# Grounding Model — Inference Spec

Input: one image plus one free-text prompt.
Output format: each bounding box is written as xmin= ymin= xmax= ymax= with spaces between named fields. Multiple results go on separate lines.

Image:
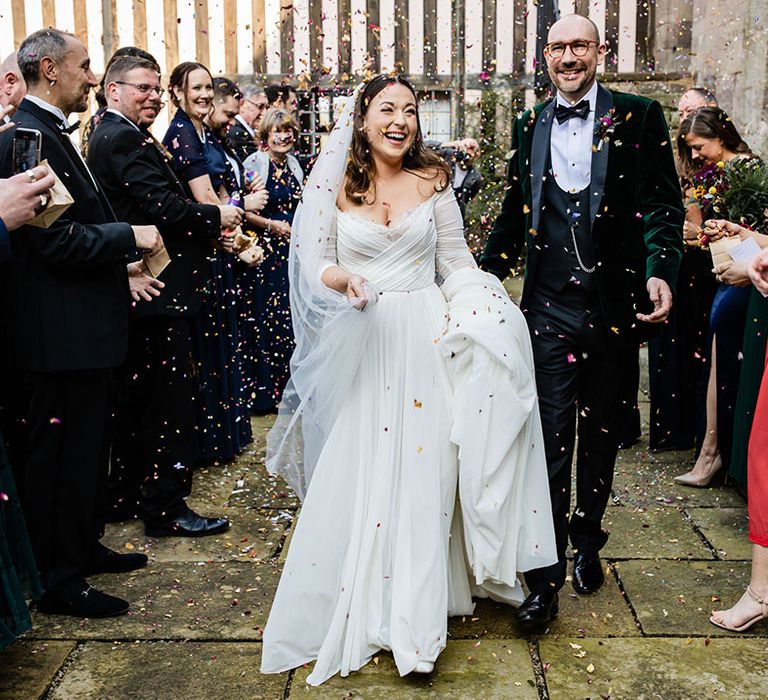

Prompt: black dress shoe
xmin=86 ymin=543 xmax=148 ymax=575
xmin=145 ymin=508 xmax=231 ymax=538
xmin=572 ymin=553 xmax=605 ymax=594
xmin=517 ymin=589 xmax=559 ymax=632
xmin=36 ymin=578 xmax=129 ymax=618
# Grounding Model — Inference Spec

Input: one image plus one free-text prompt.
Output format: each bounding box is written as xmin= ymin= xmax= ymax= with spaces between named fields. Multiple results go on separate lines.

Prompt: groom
xmin=482 ymin=14 xmax=684 ymax=629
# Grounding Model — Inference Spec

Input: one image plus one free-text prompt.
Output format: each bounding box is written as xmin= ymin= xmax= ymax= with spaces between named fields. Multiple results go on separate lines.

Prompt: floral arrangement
xmin=689 ymin=157 xmax=768 ymax=246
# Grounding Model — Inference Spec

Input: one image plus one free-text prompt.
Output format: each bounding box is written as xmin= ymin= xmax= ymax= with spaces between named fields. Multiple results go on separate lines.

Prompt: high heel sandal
xmin=710 ymin=586 xmax=768 ymax=632
xmin=673 ymin=453 xmax=723 ymax=487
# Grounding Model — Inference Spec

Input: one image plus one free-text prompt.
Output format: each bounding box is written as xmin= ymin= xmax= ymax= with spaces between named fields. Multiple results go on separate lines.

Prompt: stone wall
xmin=691 ymin=0 xmax=768 ymax=156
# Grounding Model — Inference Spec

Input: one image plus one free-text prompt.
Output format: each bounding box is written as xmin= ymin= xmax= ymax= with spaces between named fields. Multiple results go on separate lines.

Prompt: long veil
xmin=265 ymin=85 xmax=372 ymax=499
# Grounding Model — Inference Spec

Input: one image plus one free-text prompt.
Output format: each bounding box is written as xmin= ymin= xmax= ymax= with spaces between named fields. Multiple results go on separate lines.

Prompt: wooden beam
xmin=308 ymin=0 xmax=324 ymax=74
xmin=163 ymin=0 xmax=179 ymax=73
xmin=337 ymin=0 xmax=351 ymax=74
xmin=367 ymin=0 xmax=380 ymax=72
xmin=133 ymin=0 xmax=148 ymax=49
xmin=10 ymin=0 xmax=25 ymax=48
xmin=73 ymin=0 xmax=88 ymax=48
xmin=484 ymin=0 xmax=497 ymax=74
xmin=42 ymin=0 xmax=56 ymax=28
xmin=252 ymin=0 xmax=266 ymax=75
xmin=102 ymin=0 xmax=118 ymax=60
xmin=279 ymin=0 xmax=294 ymax=75
xmin=424 ymin=0 xmax=437 ymax=78
xmin=223 ymin=0 xmax=237 ymax=74
xmin=605 ymin=0 xmax=620 ymax=71
xmin=635 ymin=0 xmax=654 ymax=72
xmin=513 ymin=0 xmax=526 ymax=76
xmin=195 ymin=0 xmax=210 ymax=66
xmin=394 ymin=0 xmax=408 ymax=73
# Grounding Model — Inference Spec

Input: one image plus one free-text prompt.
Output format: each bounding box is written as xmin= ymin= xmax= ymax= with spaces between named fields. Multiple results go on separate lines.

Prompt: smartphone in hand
xmin=12 ymin=128 xmax=42 ymax=174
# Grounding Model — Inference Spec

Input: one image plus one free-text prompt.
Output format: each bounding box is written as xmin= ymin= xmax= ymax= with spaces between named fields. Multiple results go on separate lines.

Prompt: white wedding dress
xmin=260 ymin=187 xmax=557 ymax=685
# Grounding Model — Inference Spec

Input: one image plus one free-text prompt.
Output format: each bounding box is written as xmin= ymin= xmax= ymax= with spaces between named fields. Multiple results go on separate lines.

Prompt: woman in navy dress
xmin=673 ymin=108 xmax=754 ymax=486
xmin=244 ymin=109 xmax=303 ymax=413
xmin=164 ymin=63 xmax=256 ymax=463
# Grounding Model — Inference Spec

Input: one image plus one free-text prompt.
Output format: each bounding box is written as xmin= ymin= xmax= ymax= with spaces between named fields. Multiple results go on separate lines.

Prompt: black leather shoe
xmin=36 ymin=578 xmax=129 ymax=618
xmin=572 ymin=553 xmax=605 ymax=594
xmin=86 ymin=543 xmax=148 ymax=575
xmin=517 ymin=589 xmax=559 ymax=632
xmin=145 ymin=509 xmax=230 ymax=538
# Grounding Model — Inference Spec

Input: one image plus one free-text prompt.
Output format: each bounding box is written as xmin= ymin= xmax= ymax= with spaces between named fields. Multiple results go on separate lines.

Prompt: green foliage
xmin=718 ymin=157 xmax=768 ymax=232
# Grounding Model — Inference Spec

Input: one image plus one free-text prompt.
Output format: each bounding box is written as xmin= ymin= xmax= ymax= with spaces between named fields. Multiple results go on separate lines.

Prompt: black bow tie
xmin=554 ymin=100 xmax=590 ymax=125
xmin=59 ymin=119 xmax=81 ymax=135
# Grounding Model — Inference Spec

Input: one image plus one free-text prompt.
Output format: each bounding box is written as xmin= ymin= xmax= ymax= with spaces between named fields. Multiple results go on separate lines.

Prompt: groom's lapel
xmin=589 ymin=83 xmax=613 ymax=226
xmin=531 ymin=101 xmax=554 ymax=234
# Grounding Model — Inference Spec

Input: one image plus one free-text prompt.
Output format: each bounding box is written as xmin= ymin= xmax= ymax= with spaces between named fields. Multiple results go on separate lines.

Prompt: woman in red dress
xmin=711 ymin=244 xmax=768 ymax=631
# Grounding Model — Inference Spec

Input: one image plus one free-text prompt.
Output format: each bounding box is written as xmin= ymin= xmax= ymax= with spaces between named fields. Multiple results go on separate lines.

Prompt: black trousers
xmin=523 ymin=286 xmax=637 ymax=592
xmin=109 ymin=316 xmax=196 ymax=524
xmin=23 ymin=369 xmax=113 ymax=590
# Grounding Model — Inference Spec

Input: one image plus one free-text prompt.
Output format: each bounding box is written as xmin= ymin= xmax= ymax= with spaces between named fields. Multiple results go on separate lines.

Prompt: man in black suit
xmin=0 ymin=29 xmax=163 ymax=617
xmin=226 ymin=83 xmax=266 ymax=162
xmin=482 ymin=14 xmax=684 ymax=629
xmin=87 ymin=54 xmax=244 ymax=538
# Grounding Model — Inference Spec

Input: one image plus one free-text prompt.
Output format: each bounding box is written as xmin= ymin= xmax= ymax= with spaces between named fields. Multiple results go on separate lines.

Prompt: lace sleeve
xmin=434 ymin=187 xmax=477 ymax=280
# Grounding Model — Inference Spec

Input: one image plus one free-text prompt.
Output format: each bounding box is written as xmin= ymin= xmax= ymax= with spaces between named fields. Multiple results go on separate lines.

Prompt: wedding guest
xmin=482 ymin=14 xmax=684 ymax=628
xmin=677 ymin=86 xmax=718 ymax=122
xmin=0 ymin=52 xmax=26 ymax=114
xmin=710 ymin=244 xmax=768 ymax=632
xmin=80 ymin=45 xmax=159 ymax=156
xmin=88 ymin=55 xmax=242 ymax=535
xmin=244 ymin=109 xmax=303 ymax=413
xmin=0 ymin=29 xmax=163 ymax=617
xmin=0 ymin=165 xmax=57 ymax=649
xmin=226 ymin=83 xmax=267 ymax=162
xmin=265 ymin=83 xmax=298 ymax=115
xmin=647 ymin=96 xmax=721 ymax=452
xmin=673 ymin=108 xmax=754 ymax=487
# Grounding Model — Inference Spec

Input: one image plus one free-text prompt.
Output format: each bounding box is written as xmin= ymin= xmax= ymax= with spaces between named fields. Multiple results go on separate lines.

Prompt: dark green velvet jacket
xmin=481 ymin=83 xmax=685 ymax=343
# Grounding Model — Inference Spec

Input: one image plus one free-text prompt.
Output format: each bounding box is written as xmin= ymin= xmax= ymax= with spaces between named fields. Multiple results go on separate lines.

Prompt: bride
xmin=260 ymin=74 xmax=557 ymax=685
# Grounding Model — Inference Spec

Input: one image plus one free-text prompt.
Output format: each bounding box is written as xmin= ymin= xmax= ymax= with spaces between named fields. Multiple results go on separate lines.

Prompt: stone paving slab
xmin=100 ymin=509 xmax=287 ymax=563
xmin=49 ymin=642 xmax=286 ymax=700
xmin=226 ymin=461 xmax=299 ymax=511
xmin=448 ymin=572 xmax=639 ymax=640
xmin=186 ymin=459 xmax=260 ymax=510
xmin=540 ymin=637 xmax=768 ymax=700
xmin=27 ymin=562 xmax=280 ymax=642
xmin=614 ymin=560 xmax=766 ymax=637
xmin=686 ymin=507 xmax=752 ymax=560
xmin=289 ymin=640 xmax=538 ymax=699
xmin=613 ymin=448 xmax=744 ymax=509
xmin=601 ymin=505 xmax=713 ymax=560
xmin=0 ymin=641 xmax=75 ymax=700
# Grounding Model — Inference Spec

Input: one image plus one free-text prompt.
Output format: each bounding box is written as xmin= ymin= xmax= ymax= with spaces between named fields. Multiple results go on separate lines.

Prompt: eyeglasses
xmin=245 ymin=98 xmax=267 ymax=110
xmin=115 ymin=81 xmax=165 ymax=98
xmin=544 ymin=40 xmax=600 ymax=59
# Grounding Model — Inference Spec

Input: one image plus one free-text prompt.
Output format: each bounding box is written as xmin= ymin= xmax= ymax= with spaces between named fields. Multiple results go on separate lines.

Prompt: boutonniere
xmin=149 ymin=136 xmax=174 ymax=164
xmin=594 ymin=108 xmax=617 ymax=150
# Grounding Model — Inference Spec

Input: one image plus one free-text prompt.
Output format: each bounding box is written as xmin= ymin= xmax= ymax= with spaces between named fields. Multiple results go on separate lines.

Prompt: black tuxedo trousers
xmin=523 ymin=285 xmax=636 ymax=592
xmin=109 ymin=317 xmax=196 ymax=524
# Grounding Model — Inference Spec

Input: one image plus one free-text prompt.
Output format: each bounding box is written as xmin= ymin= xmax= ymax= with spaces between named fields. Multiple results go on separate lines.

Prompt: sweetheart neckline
xmin=335 ymin=194 xmax=437 ymax=231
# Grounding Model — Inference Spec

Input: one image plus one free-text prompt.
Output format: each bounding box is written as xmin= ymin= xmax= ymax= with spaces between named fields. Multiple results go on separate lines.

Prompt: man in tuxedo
xmin=87 ymin=54 xmax=244 ymax=538
xmin=0 ymin=29 xmax=163 ymax=617
xmin=482 ymin=14 xmax=684 ymax=629
xmin=226 ymin=83 xmax=267 ymax=162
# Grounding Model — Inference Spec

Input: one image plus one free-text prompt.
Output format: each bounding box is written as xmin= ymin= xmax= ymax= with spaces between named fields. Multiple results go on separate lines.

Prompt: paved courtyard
xmin=2 ymin=398 xmax=767 ymax=699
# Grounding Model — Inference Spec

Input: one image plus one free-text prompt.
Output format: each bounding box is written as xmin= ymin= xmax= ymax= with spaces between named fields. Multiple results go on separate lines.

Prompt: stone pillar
xmin=653 ymin=0 xmax=694 ymax=74
xmin=691 ymin=0 xmax=768 ymax=155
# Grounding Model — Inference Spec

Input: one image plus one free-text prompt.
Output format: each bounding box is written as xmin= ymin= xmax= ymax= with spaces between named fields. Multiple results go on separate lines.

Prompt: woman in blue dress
xmin=164 ymin=63 xmax=263 ymax=462
xmin=244 ymin=109 xmax=304 ymax=413
xmin=673 ymin=108 xmax=754 ymax=486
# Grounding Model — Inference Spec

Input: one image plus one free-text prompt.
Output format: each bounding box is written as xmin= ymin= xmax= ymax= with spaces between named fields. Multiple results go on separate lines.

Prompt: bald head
xmin=548 ymin=14 xmax=601 ymax=44
xmin=0 ymin=52 xmax=26 ymax=110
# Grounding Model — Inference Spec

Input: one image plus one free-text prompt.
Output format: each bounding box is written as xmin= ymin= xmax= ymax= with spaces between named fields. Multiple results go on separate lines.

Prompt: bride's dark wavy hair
xmin=345 ymin=74 xmax=450 ymax=205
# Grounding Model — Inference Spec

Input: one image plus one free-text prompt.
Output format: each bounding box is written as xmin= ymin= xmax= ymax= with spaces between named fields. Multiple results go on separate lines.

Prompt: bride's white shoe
xmin=413 ymin=661 xmax=435 ymax=674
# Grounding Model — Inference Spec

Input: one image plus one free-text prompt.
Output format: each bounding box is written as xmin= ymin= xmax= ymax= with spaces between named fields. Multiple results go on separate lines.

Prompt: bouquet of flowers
xmin=690 ymin=157 xmax=768 ymax=246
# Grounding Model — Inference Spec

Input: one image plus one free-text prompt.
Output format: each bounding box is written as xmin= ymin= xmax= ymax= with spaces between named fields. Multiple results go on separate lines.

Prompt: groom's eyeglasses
xmin=544 ymin=40 xmax=600 ymax=59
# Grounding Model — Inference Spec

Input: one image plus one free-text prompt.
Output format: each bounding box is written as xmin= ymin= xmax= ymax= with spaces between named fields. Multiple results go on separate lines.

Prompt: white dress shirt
xmin=549 ymin=81 xmax=598 ymax=193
